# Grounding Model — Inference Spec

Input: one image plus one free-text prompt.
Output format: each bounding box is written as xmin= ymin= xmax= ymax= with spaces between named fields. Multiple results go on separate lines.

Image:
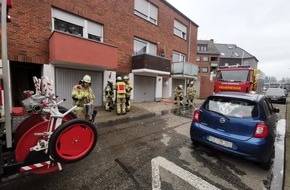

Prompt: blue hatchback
xmin=190 ymin=92 xmax=279 ymax=169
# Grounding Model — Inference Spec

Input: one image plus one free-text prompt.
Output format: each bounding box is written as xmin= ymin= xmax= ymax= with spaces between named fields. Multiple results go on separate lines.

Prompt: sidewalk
xmin=95 ymin=99 xmax=204 ymax=127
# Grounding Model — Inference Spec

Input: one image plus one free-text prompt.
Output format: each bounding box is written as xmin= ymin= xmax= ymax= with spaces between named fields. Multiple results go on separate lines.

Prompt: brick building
xmin=196 ymin=39 xmax=219 ymax=99
xmin=3 ymin=0 xmax=198 ymax=108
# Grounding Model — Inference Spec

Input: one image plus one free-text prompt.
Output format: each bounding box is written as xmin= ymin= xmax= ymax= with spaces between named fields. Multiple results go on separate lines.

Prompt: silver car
xmin=265 ymin=88 xmax=287 ymax=104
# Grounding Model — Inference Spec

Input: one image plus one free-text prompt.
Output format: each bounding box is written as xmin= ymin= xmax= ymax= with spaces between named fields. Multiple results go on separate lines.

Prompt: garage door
xmin=55 ymin=67 xmax=103 ymax=109
xmin=134 ymin=76 xmax=156 ymax=102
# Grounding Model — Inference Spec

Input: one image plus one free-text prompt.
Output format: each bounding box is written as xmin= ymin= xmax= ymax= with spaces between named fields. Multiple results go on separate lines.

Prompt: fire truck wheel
xmin=48 ymin=119 xmax=98 ymax=164
xmin=14 ymin=114 xmax=44 ymax=145
xmin=15 ymin=120 xmax=59 ymax=174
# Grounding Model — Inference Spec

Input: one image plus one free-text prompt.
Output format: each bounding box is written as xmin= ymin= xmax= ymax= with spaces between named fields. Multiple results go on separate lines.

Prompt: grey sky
xmin=166 ymin=0 xmax=290 ymax=80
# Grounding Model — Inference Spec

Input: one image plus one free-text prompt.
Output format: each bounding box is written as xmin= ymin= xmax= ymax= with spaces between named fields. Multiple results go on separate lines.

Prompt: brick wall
xmin=200 ymin=75 xmax=214 ymax=99
xmin=6 ymin=0 xmax=198 ymax=73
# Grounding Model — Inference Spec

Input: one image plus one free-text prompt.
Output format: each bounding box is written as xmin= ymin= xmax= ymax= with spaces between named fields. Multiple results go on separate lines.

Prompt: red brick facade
xmin=6 ymin=0 xmax=198 ymax=73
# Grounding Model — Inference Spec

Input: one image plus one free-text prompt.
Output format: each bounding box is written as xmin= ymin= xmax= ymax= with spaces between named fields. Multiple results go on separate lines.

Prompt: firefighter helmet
xmin=108 ymin=80 xmax=113 ymax=84
xmin=116 ymin=76 xmax=122 ymax=81
xmin=190 ymin=81 xmax=194 ymax=85
xmin=178 ymin=85 xmax=183 ymax=89
xmin=83 ymin=75 xmax=91 ymax=83
xmin=123 ymin=76 xmax=129 ymax=80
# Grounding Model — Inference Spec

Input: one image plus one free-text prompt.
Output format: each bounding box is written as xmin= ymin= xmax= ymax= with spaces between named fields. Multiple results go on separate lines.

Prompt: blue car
xmin=190 ymin=92 xmax=279 ymax=169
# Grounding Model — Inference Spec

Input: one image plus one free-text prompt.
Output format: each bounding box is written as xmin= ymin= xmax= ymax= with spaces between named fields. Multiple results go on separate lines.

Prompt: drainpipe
xmin=1 ymin=0 xmax=12 ymax=148
xmin=187 ymin=20 xmax=191 ymax=63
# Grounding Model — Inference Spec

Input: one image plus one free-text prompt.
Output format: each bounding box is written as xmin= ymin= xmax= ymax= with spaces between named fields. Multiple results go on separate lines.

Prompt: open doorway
xmin=10 ymin=62 xmax=41 ymax=106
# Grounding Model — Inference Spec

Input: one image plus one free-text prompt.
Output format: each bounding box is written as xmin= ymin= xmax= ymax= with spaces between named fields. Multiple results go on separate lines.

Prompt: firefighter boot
xmin=174 ymin=97 xmax=177 ymax=105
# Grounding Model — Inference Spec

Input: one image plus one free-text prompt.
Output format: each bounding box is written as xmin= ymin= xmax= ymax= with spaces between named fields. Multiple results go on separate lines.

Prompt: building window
xmin=52 ymin=8 xmax=103 ymax=42
xmin=54 ymin=18 xmax=83 ymax=37
xmin=134 ymin=37 xmax=157 ymax=56
xmin=88 ymin=34 xmax=101 ymax=42
xmin=134 ymin=0 xmax=158 ymax=24
xmin=174 ymin=20 xmax=187 ymax=40
xmin=87 ymin=20 xmax=103 ymax=42
xmin=196 ymin=56 xmax=200 ymax=62
xmin=202 ymin=67 xmax=208 ymax=73
xmin=202 ymin=56 xmax=209 ymax=62
xmin=198 ymin=45 xmax=207 ymax=52
xmin=172 ymin=51 xmax=186 ymax=62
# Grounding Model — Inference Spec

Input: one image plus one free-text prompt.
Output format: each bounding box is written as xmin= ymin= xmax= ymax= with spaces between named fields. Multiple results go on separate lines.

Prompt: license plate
xmin=208 ymin=136 xmax=233 ymax=148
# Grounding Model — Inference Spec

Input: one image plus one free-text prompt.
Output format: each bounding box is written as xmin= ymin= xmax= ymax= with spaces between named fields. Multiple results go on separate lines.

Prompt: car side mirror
xmin=273 ymin=107 xmax=280 ymax=113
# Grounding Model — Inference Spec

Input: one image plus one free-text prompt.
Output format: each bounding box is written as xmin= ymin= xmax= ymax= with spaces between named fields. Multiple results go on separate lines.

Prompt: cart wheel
xmin=48 ymin=119 xmax=98 ymax=164
xmin=14 ymin=114 xmax=45 ymax=144
xmin=15 ymin=120 xmax=59 ymax=174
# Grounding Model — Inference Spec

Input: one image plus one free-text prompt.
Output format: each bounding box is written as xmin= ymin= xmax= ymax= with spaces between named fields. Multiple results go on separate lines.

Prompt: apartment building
xmin=196 ymin=39 xmax=219 ymax=98
xmin=214 ymin=43 xmax=259 ymax=69
xmin=4 ymin=0 xmax=198 ymax=108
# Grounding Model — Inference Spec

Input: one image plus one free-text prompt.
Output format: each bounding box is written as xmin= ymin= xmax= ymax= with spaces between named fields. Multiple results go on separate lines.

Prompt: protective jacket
xmin=115 ymin=81 xmax=126 ymax=98
xmin=187 ymin=86 xmax=196 ymax=96
xmin=125 ymin=82 xmax=133 ymax=97
xmin=174 ymin=87 xmax=183 ymax=97
xmin=72 ymin=84 xmax=95 ymax=106
xmin=104 ymin=84 xmax=114 ymax=98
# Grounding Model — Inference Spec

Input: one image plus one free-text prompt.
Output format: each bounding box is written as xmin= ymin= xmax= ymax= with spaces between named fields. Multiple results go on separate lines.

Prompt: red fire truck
xmin=1 ymin=1 xmax=97 ymax=180
xmin=213 ymin=65 xmax=265 ymax=94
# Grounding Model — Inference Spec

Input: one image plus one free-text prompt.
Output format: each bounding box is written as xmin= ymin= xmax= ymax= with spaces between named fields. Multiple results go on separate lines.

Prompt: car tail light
xmin=253 ymin=122 xmax=268 ymax=138
xmin=193 ymin=109 xmax=200 ymax=122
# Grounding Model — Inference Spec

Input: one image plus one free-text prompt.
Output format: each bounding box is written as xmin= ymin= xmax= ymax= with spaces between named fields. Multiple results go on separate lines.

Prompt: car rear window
xmin=265 ymin=88 xmax=285 ymax=96
xmin=203 ymin=96 xmax=258 ymax=118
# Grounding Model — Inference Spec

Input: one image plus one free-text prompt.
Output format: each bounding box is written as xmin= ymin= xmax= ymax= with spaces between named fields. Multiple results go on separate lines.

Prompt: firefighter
xmin=72 ymin=75 xmax=95 ymax=120
xmin=115 ymin=76 xmax=126 ymax=115
xmin=174 ymin=85 xmax=184 ymax=106
xmin=186 ymin=81 xmax=196 ymax=106
xmin=104 ymin=80 xmax=114 ymax=111
xmin=124 ymin=75 xmax=133 ymax=112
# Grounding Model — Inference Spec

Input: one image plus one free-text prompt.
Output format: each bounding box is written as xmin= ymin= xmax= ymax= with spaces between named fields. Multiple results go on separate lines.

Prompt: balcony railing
xmin=132 ymin=53 xmax=171 ymax=73
xmin=210 ymin=61 xmax=219 ymax=67
xmin=49 ymin=31 xmax=118 ymax=69
xmin=171 ymin=61 xmax=198 ymax=76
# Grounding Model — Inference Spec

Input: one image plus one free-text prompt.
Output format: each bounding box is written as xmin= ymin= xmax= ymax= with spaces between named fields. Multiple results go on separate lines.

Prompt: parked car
xmin=190 ymin=92 xmax=279 ymax=169
xmin=265 ymin=88 xmax=287 ymax=104
xmin=284 ymin=89 xmax=288 ymax=97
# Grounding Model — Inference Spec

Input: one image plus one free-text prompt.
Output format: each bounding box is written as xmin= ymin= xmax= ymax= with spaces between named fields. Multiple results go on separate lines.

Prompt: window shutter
xmin=134 ymin=0 xmax=148 ymax=16
xmin=150 ymin=5 xmax=158 ymax=22
xmin=174 ymin=20 xmax=187 ymax=33
xmin=87 ymin=21 xmax=103 ymax=37
xmin=53 ymin=8 xmax=84 ymax=27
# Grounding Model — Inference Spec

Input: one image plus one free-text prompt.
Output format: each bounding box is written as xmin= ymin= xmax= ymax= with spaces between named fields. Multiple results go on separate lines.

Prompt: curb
xmin=284 ymin=98 xmax=290 ymax=190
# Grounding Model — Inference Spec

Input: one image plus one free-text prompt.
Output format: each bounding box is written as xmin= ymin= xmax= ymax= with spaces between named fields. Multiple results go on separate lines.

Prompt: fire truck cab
xmin=213 ymin=65 xmax=264 ymax=94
